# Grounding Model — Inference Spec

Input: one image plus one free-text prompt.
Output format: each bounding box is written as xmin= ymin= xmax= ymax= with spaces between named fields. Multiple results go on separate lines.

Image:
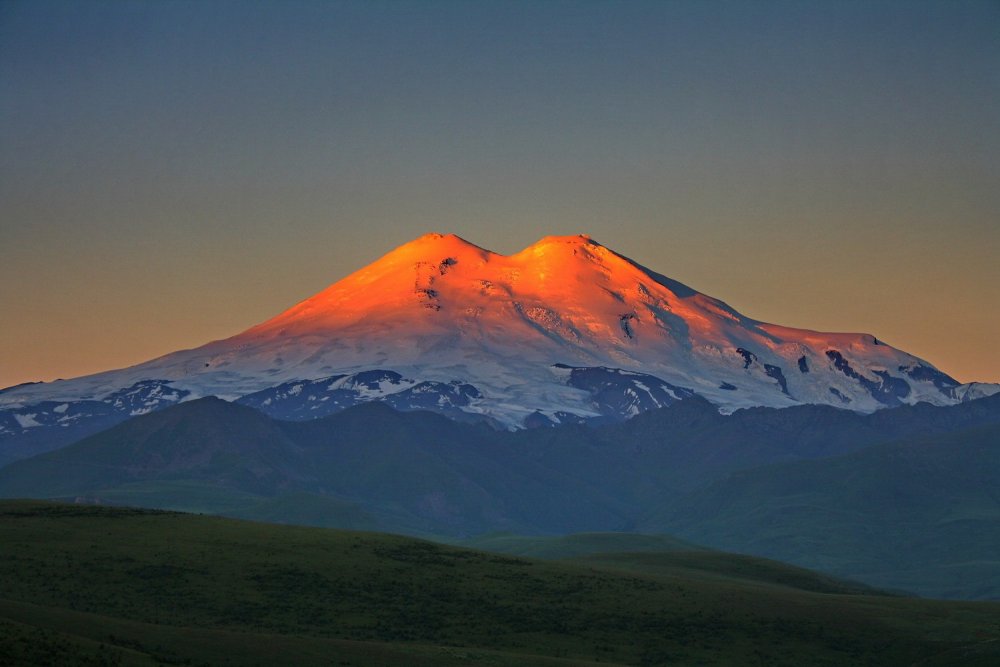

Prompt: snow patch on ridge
xmin=13 ymin=413 xmax=40 ymax=428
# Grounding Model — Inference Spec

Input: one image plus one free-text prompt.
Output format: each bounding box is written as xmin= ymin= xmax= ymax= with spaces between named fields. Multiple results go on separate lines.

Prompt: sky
xmin=1 ymin=0 xmax=998 ymax=387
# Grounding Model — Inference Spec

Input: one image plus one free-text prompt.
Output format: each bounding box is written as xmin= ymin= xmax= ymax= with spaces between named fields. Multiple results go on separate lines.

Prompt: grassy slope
xmin=646 ymin=423 xmax=1000 ymax=599
xmin=89 ymin=480 xmax=383 ymax=531
xmin=459 ymin=533 xmax=884 ymax=595
xmin=565 ymin=552 xmax=882 ymax=596
xmin=0 ymin=598 xmax=594 ymax=667
xmin=2 ymin=502 xmax=1000 ymax=666
xmin=459 ymin=532 xmax=703 ymax=559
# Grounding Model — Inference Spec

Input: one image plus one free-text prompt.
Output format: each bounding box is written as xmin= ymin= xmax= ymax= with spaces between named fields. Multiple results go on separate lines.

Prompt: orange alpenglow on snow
xmin=250 ymin=233 xmax=747 ymax=346
xmin=1 ymin=233 xmax=986 ymax=429
xmin=243 ymin=233 xmax=904 ymax=369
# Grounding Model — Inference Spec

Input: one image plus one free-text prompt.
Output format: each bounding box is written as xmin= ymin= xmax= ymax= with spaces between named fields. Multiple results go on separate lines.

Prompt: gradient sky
xmin=2 ymin=0 xmax=998 ymax=388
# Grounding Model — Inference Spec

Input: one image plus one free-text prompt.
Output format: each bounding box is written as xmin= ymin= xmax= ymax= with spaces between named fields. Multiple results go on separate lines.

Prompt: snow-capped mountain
xmin=2 ymin=233 xmax=995 ymax=452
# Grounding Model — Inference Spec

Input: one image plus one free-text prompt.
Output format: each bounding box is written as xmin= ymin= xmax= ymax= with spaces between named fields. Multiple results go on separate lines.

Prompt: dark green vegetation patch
xmin=2 ymin=501 xmax=1000 ymax=666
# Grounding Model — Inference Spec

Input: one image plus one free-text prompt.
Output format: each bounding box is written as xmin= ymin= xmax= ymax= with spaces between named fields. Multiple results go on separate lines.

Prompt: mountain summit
xmin=1 ymin=233 xmax=992 ymax=437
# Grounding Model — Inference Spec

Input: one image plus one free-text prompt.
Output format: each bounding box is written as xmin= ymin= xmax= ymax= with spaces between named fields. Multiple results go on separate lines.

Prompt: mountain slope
xmin=644 ymin=422 xmax=1000 ymax=599
xmin=3 ymin=233 xmax=990 ymax=456
xmin=7 ymin=394 xmax=1000 ymax=536
xmin=459 ymin=532 xmax=704 ymax=559
xmin=3 ymin=501 xmax=1000 ymax=666
xmin=0 ymin=397 xmax=305 ymax=498
xmin=0 ymin=398 xmax=632 ymax=536
xmin=2 ymin=393 xmax=1000 ymax=597
xmin=456 ymin=532 xmax=879 ymax=595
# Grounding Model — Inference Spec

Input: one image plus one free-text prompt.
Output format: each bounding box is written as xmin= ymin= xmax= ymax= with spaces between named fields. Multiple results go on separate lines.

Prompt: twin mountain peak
xmin=2 ymin=233 xmax=996 ymax=434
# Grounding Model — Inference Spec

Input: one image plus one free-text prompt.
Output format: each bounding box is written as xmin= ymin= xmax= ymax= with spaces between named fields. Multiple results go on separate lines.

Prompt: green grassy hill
xmin=645 ymin=423 xmax=1000 ymax=599
xmin=2 ymin=501 xmax=1000 ymax=666
xmin=565 ymin=552 xmax=882 ymax=595
xmin=459 ymin=531 xmax=702 ymax=559
xmin=460 ymin=532 xmax=883 ymax=595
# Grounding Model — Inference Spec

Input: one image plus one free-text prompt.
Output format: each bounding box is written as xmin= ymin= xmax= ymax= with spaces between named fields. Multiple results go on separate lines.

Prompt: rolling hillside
xmin=2 ymin=395 xmax=1000 ymax=598
xmin=2 ymin=501 xmax=1000 ymax=666
xmin=646 ymin=423 xmax=1000 ymax=599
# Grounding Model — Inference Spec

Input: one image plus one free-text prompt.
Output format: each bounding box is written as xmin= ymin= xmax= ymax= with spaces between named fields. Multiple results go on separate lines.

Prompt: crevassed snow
xmin=0 ymin=233 xmax=990 ymax=429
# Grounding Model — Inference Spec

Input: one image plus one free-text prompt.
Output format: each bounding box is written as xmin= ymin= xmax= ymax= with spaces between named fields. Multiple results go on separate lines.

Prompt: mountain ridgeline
xmin=3 ymin=233 xmax=997 ymax=463
xmin=2 ymin=393 xmax=999 ymax=599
